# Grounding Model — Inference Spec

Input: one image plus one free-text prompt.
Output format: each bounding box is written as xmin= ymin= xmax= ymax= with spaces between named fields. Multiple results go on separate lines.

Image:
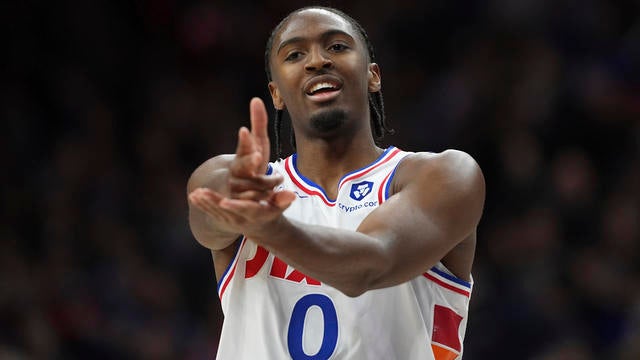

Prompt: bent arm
xmin=187 ymin=155 xmax=240 ymax=250
xmin=246 ymin=150 xmax=485 ymax=296
xmin=187 ymin=98 xmax=291 ymax=253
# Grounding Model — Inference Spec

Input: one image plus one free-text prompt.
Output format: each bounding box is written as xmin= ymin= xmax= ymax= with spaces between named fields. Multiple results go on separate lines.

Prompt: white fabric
xmin=215 ymin=147 xmax=473 ymax=360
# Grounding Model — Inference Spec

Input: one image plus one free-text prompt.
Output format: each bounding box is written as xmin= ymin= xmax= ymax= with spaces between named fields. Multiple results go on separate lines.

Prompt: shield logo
xmin=349 ymin=181 xmax=374 ymax=201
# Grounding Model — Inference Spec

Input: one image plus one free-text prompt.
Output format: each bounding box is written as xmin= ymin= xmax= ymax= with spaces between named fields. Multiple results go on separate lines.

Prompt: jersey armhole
xmin=431 ymin=261 xmax=473 ymax=289
xmin=379 ymin=152 xmax=413 ymax=202
xmin=216 ymin=236 xmax=244 ymax=291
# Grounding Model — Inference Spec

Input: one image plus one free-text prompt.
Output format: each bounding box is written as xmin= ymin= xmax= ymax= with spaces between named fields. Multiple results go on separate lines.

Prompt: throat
xmin=294 ymin=145 xmax=385 ymax=199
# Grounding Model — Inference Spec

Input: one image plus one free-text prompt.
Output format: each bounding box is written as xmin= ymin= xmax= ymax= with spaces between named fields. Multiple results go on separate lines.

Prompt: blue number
xmin=287 ymin=294 xmax=338 ymax=359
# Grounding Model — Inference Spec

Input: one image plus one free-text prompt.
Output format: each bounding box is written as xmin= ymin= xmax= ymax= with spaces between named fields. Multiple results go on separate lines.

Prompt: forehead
xmin=275 ymin=9 xmax=359 ymax=47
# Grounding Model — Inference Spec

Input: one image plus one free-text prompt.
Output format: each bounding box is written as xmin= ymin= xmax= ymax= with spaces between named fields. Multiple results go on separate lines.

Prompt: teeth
xmin=309 ymin=82 xmax=336 ymax=94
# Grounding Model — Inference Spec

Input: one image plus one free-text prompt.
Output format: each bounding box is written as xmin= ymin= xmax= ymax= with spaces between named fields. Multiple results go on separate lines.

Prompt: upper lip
xmin=303 ymin=74 xmax=343 ymax=95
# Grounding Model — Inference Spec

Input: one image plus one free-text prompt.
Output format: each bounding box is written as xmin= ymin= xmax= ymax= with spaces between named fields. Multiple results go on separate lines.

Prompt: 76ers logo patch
xmin=349 ymin=181 xmax=374 ymax=201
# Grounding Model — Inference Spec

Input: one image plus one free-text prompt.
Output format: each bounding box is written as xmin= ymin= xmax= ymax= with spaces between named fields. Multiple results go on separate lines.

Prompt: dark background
xmin=2 ymin=0 xmax=639 ymax=359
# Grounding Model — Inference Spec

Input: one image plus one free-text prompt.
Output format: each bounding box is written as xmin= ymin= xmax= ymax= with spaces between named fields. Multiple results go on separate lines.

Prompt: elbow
xmin=192 ymin=231 xmax=213 ymax=249
xmin=340 ymin=286 xmax=367 ymax=298
xmin=337 ymin=241 xmax=395 ymax=297
xmin=190 ymin=224 xmax=239 ymax=251
xmin=327 ymin=270 xmax=374 ymax=297
xmin=188 ymin=213 xmax=239 ymax=251
xmin=337 ymin=275 xmax=382 ymax=298
xmin=337 ymin=262 xmax=391 ymax=298
xmin=190 ymin=227 xmax=215 ymax=250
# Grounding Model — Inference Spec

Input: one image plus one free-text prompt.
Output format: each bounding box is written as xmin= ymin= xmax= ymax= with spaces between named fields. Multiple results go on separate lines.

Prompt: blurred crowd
xmin=2 ymin=0 xmax=639 ymax=359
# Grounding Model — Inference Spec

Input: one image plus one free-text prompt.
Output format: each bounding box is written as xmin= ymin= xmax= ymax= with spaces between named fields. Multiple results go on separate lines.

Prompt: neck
xmin=294 ymin=135 xmax=384 ymax=199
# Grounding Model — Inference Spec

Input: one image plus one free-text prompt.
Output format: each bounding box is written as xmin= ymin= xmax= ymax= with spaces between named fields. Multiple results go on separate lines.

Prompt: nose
xmin=305 ymin=47 xmax=333 ymax=72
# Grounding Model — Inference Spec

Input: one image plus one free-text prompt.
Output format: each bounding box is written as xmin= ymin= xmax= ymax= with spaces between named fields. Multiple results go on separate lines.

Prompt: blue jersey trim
xmin=430 ymin=266 xmax=472 ymax=288
xmin=291 ymin=146 xmax=396 ymax=202
xmin=291 ymin=154 xmax=335 ymax=201
xmin=384 ymin=166 xmax=399 ymax=200
xmin=383 ymin=152 xmax=411 ymax=200
xmin=216 ymin=237 xmax=243 ymax=291
xmin=337 ymin=146 xmax=395 ymax=184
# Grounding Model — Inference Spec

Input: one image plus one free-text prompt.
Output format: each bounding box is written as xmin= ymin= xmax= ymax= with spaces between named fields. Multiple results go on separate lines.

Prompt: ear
xmin=268 ymin=81 xmax=286 ymax=110
xmin=367 ymin=63 xmax=381 ymax=93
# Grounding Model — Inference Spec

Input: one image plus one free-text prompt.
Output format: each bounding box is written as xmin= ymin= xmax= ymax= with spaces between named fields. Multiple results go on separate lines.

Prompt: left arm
xmin=213 ymin=150 xmax=485 ymax=297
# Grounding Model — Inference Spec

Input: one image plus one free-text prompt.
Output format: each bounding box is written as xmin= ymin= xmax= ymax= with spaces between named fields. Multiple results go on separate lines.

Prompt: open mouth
xmin=305 ymin=77 xmax=343 ymax=102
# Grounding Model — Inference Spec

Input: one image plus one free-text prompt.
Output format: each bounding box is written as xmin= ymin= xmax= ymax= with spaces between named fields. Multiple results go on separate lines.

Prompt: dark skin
xmin=187 ymin=9 xmax=485 ymax=297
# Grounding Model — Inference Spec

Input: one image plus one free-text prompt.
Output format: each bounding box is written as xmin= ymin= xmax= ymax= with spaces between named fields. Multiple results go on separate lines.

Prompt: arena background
xmin=2 ymin=0 xmax=639 ymax=359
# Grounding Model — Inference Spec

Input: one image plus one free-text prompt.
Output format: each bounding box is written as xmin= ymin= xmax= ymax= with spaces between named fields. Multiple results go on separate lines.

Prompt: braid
xmin=273 ymin=109 xmax=284 ymax=158
xmin=265 ymin=6 xmax=394 ymax=155
xmin=369 ymin=90 xmax=394 ymax=142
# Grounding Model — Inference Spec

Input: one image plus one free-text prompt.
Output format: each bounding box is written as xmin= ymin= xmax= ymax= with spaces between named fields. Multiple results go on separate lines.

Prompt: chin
xmin=309 ymin=108 xmax=347 ymax=133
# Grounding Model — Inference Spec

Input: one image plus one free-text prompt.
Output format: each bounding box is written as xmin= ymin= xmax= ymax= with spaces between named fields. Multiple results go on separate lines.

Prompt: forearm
xmin=187 ymin=155 xmax=241 ymax=250
xmin=188 ymin=153 xmax=289 ymax=250
xmin=189 ymin=204 xmax=240 ymax=250
xmin=248 ymin=217 xmax=390 ymax=297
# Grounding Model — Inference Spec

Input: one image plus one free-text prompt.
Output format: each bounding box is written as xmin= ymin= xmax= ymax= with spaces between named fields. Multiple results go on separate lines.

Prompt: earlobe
xmin=368 ymin=63 xmax=381 ymax=92
xmin=268 ymin=82 xmax=286 ymax=110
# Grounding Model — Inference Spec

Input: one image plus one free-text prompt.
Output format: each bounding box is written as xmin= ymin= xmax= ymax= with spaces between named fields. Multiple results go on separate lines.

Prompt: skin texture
xmin=187 ymin=8 xmax=485 ymax=297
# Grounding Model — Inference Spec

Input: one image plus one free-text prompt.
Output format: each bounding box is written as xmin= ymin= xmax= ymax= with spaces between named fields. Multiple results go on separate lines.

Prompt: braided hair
xmin=264 ymin=6 xmax=394 ymax=158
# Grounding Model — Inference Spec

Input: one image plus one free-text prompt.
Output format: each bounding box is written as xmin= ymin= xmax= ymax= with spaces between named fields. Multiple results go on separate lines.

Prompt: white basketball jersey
xmin=215 ymin=146 xmax=473 ymax=360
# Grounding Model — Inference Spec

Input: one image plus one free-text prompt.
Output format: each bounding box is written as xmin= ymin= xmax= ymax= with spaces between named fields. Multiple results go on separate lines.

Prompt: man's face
xmin=268 ymin=9 xmax=381 ymax=139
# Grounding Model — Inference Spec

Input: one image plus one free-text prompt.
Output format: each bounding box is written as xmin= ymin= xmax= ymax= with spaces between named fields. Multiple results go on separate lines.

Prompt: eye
xmin=285 ymin=51 xmax=303 ymax=62
xmin=329 ymin=43 xmax=349 ymax=52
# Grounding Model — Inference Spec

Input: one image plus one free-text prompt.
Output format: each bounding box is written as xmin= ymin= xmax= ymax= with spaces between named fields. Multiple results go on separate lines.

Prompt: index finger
xmin=250 ymin=97 xmax=269 ymax=142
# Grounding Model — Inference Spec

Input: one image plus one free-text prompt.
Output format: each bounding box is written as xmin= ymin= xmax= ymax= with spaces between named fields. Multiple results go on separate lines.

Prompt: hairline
xmin=266 ymin=6 xmax=372 ymax=80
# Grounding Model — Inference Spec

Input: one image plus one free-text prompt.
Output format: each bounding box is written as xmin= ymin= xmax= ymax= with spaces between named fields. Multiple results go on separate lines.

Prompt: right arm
xmin=187 ymin=98 xmax=294 ymax=251
xmin=187 ymin=154 xmax=239 ymax=250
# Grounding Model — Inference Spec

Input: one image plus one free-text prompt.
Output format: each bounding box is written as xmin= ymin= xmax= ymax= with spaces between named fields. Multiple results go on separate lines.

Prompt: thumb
xmin=235 ymin=126 xmax=257 ymax=157
xmin=270 ymin=190 xmax=296 ymax=211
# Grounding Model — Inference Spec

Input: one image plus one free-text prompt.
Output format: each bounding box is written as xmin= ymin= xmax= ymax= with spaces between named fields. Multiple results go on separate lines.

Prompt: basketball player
xmin=187 ymin=6 xmax=485 ymax=359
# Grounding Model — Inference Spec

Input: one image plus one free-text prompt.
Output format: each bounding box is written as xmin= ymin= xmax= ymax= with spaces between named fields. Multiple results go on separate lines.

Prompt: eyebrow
xmin=276 ymin=29 xmax=354 ymax=55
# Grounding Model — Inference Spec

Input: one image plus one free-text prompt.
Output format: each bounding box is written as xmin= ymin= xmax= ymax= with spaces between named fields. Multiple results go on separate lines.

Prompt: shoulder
xmin=187 ymin=154 xmax=235 ymax=192
xmin=393 ymin=149 xmax=485 ymax=198
xmin=398 ymin=149 xmax=482 ymax=180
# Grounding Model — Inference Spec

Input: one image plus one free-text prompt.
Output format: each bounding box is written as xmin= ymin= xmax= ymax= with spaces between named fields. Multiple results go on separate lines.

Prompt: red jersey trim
xmin=423 ymin=272 xmax=471 ymax=298
xmin=284 ymin=147 xmax=402 ymax=206
xmin=218 ymin=238 xmax=248 ymax=300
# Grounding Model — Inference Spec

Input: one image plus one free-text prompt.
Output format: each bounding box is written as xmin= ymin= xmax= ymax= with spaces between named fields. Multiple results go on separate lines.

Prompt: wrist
xmin=246 ymin=215 xmax=292 ymax=246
